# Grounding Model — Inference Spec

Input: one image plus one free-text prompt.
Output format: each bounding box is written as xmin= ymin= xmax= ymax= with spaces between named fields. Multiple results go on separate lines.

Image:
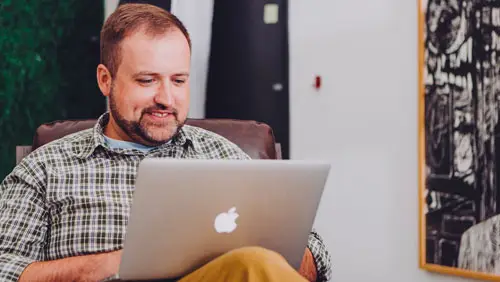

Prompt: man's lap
xmin=114 ymin=247 xmax=307 ymax=282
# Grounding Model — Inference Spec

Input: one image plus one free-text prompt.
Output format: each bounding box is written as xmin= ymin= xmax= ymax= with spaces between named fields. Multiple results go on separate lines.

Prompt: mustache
xmin=142 ymin=105 xmax=178 ymax=116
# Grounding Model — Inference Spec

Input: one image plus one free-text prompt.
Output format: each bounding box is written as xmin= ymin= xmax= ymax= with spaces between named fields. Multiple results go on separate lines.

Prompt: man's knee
xmin=181 ymin=246 xmax=304 ymax=282
xmin=223 ymin=246 xmax=288 ymax=267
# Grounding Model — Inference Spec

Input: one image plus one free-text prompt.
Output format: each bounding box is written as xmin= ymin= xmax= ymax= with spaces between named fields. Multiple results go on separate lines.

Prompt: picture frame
xmin=419 ymin=0 xmax=500 ymax=280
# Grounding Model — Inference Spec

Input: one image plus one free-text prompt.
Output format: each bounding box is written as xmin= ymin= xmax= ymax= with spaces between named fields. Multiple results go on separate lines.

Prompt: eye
xmin=137 ymin=78 xmax=154 ymax=85
xmin=174 ymin=79 xmax=186 ymax=86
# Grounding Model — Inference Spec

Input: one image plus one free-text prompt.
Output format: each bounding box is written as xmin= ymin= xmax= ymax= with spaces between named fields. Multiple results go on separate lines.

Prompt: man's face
xmin=105 ymin=28 xmax=190 ymax=146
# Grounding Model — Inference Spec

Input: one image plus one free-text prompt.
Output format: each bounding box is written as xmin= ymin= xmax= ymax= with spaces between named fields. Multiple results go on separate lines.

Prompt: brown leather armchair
xmin=32 ymin=118 xmax=281 ymax=159
xmin=28 ymin=119 xmax=316 ymax=281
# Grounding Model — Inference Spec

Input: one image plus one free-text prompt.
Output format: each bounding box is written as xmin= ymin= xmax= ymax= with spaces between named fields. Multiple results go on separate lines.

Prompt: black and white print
xmin=423 ymin=0 xmax=500 ymax=276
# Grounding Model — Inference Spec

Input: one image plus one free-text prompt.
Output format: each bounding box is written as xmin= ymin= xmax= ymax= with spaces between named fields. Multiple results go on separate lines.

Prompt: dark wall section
xmin=205 ymin=1 xmax=290 ymax=159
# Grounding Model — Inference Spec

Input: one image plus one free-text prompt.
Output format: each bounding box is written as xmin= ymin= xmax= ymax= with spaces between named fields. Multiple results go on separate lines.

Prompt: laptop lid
xmin=119 ymin=159 xmax=330 ymax=280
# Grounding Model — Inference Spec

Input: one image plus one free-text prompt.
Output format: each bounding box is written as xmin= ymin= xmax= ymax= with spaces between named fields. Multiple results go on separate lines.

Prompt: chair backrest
xmin=32 ymin=119 xmax=279 ymax=159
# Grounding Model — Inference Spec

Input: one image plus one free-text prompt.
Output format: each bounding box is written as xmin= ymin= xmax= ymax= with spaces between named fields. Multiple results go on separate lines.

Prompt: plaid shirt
xmin=0 ymin=113 xmax=332 ymax=281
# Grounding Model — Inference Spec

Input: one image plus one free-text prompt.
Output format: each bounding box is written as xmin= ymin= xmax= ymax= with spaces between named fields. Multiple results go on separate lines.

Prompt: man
xmin=0 ymin=4 xmax=331 ymax=282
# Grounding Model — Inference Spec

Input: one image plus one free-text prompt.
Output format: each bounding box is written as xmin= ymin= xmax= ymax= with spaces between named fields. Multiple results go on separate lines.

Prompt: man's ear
xmin=97 ymin=64 xmax=112 ymax=97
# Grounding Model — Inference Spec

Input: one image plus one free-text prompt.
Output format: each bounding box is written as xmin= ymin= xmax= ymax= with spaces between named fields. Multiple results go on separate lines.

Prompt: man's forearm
xmin=19 ymin=250 xmax=121 ymax=282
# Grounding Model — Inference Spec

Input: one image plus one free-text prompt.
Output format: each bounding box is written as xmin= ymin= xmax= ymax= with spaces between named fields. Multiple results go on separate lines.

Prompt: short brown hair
xmin=100 ymin=3 xmax=191 ymax=78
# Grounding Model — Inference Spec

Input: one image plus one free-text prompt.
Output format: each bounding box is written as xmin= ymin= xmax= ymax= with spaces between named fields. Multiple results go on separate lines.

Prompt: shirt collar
xmin=76 ymin=112 xmax=195 ymax=159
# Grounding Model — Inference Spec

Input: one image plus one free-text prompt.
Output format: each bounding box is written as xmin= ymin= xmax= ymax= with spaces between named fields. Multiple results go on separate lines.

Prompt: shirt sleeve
xmin=0 ymin=157 xmax=48 ymax=282
xmin=308 ymin=229 xmax=332 ymax=282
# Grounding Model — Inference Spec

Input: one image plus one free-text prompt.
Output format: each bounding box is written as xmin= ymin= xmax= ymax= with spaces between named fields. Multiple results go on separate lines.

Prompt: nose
xmin=153 ymin=82 xmax=174 ymax=107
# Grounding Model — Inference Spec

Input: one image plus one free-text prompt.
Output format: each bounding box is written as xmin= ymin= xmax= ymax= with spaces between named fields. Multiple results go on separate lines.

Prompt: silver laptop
xmin=118 ymin=159 xmax=330 ymax=281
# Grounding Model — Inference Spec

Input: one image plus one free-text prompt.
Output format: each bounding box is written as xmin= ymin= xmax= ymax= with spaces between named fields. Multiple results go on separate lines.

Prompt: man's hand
xmin=299 ymin=248 xmax=317 ymax=282
xmin=19 ymin=250 xmax=122 ymax=282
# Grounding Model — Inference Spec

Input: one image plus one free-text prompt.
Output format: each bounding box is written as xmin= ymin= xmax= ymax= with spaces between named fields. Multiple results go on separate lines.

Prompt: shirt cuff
xmin=307 ymin=230 xmax=332 ymax=282
xmin=0 ymin=254 xmax=37 ymax=282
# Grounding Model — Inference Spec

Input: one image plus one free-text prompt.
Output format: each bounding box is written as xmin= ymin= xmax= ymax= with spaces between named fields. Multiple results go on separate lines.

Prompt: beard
xmin=108 ymin=87 xmax=184 ymax=146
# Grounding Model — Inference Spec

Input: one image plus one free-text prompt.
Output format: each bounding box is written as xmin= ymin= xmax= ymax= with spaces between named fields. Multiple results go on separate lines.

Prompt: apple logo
xmin=214 ymin=207 xmax=239 ymax=233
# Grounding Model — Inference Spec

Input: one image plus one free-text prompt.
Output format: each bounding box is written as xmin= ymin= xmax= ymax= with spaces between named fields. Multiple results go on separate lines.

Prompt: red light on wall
xmin=314 ymin=75 xmax=321 ymax=90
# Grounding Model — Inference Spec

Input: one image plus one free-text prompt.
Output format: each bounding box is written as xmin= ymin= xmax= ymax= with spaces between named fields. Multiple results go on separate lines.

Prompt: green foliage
xmin=0 ymin=0 xmax=105 ymax=179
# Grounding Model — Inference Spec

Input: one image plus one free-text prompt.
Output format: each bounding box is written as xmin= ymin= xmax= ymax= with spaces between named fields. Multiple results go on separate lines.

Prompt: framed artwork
xmin=419 ymin=0 xmax=500 ymax=280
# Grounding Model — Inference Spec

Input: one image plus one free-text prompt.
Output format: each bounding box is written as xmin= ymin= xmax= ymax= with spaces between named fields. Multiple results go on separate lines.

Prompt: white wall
xmin=170 ymin=0 xmax=213 ymax=119
xmin=289 ymin=1 xmax=476 ymax=281
xmin=104 ymin=0 xmax=119 ymax=21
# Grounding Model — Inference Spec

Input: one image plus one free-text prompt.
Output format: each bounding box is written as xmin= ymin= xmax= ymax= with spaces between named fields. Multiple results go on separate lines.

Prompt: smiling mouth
xmin=142 ymin=112 xmax=176 ymax=124
xmin=150 ymin=112 xmax=170 ymax=118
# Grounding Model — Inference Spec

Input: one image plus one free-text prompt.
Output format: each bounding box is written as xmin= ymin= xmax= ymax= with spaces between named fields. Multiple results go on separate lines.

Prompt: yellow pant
xmin=179 ymin=246 xmax=308 ymax=282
